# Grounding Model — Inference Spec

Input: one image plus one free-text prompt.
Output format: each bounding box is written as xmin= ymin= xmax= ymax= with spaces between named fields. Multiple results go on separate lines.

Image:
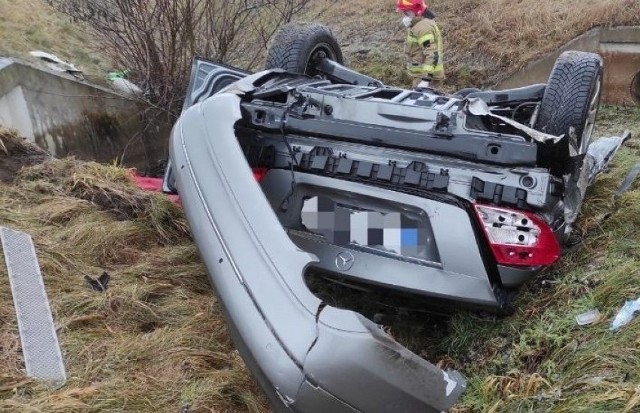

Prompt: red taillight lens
xmin=252 ymin=167 xmax=269 ymax=182
xmin=473 ymin=204 xmax=560 ymax=267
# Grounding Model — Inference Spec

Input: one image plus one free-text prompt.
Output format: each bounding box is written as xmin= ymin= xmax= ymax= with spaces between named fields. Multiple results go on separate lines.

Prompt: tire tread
xmin=265 ymin=23 xmax=343 ymax=73
xmin=534 ymin=51 xmax=603 ymax=171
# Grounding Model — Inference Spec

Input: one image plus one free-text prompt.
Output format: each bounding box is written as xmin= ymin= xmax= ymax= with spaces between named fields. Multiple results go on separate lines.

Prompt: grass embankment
xmin=0 ymin=130 xmax=267 ymax=413
xmin=381 ymin=106 xmax=640 ymax=413
xmin=312 ymin=0 xmax=640 ymax=89
xmin=0 ymin=0 xmax=110 ymax=81
xmin=4 ymin=0 xmax=638 ymax=91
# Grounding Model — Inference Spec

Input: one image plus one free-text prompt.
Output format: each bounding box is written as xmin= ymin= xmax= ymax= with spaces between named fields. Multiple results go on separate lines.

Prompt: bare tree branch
xmin=50 ymin=0 xmax=313 ymax=121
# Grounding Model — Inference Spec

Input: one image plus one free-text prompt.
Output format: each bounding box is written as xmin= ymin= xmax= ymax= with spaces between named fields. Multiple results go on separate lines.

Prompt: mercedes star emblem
xmin=335 ymin=251 xmax=355 ymax=271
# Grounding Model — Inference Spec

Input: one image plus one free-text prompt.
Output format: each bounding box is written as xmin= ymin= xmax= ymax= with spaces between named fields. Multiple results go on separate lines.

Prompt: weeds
xmin=309 ymin=0 xmax=640 ymax=90
xmin=435 ymin=106 xmax=640 ymax=412
xmin=0 ymin=134 xmax=267 ymax=412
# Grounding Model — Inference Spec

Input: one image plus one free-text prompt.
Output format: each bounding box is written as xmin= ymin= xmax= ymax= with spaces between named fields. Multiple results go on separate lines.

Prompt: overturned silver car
xmin=162 ymin=23 xmax=625 ymax=412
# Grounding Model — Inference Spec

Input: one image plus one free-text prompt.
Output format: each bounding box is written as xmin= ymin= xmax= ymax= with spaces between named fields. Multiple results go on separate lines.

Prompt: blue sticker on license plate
xmin=301 ymin=196 xmax=428 ymax=260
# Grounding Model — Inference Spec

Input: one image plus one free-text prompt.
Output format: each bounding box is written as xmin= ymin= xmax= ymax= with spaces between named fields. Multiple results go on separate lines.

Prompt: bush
xmin=49 ymin=0 xmax=316 ymax=120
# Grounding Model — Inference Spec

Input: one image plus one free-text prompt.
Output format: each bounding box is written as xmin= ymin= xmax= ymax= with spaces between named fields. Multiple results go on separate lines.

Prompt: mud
xmin=0 ymin=130 xmax=50 ymax=182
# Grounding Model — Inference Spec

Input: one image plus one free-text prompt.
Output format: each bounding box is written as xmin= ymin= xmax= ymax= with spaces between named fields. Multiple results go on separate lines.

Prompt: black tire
xmin=265 ymin=22 xmax=344 ymax=76
xmin=535 ymin=51 xmax=603 ymax=172
xmin=631 ymin=71 xmax=640 ymax=104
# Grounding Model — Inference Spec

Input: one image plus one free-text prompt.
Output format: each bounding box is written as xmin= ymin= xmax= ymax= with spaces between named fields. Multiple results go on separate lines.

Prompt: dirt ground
xmin=0 ymin=129 xmax=50 ymax=182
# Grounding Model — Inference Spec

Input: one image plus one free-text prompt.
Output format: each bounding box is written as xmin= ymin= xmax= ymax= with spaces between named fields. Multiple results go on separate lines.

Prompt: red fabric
xmin=252 ymin=167 xmax=269 ymax=182
xmin=131 ymin=171 xmax=181 ymax=206
xmin=131 ymin=168 xmax=267 ymax=208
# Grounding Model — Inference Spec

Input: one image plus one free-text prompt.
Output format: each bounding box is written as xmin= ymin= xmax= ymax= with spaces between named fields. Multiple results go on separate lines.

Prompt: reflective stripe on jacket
xmin=405 ymin=17 xmax=444 ymax=80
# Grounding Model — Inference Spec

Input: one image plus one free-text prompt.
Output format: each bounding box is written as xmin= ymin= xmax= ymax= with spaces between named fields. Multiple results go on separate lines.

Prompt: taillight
xmin=473 ymin=204 xmax=560 ymax=267
xmin=252 ymin=168 xmax=269 ymax=182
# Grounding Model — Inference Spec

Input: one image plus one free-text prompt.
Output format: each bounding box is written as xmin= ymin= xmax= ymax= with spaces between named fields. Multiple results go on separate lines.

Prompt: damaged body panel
xmin=169 ymin=93 xmax=465 ymax=412
xmin=164 ymin=22 xmax=629 ymax=413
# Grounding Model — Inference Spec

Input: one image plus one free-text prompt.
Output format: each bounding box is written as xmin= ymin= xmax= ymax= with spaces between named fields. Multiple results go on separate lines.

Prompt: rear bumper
xmin=261 ymin=169 xmax=501 ymax=307
xmin=169 ymin=92 xmax=466 ymax=412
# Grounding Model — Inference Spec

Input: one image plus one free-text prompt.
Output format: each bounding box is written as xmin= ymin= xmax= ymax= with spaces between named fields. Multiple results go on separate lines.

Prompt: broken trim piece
xmin=564 ymin=131 xmax=631 ymax=226
xmin=466 ymin=98 xmax=564 ymax=143
xmin=616 ymin=162 xmax=640 ymax=196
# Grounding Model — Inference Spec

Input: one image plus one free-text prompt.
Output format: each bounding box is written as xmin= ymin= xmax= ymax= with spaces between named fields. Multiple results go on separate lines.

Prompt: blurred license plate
xmin=301 ymin=196 xmax=430 ymax=261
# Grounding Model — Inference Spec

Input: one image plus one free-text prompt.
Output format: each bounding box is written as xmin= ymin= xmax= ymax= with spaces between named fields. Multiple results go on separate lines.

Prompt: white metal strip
xmin=0 ymin=227 xmax=66 ymax=385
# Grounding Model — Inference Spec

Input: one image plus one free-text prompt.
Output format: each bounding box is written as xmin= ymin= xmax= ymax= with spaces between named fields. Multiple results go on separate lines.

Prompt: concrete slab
xmin=497 ymin=26 xmax=640 ymax=105
xmin=0 ymin=86 xmax=34 ymax=138
xmin=601 ymin=42 xmax=640 ymax=104
xmin=0 ymin=58 xmax=169 ymax=172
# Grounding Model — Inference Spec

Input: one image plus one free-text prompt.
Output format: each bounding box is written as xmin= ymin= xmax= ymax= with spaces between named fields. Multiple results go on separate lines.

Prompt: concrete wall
xmin=497 ymin=26 xmax=640 ymax=105
xmin=0 ymin=58 xmax=169 ymax=173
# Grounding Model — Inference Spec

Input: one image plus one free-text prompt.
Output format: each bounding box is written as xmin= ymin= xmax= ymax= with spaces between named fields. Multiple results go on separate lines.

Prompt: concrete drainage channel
xmin=0 ymin=57 xmax=170 ymax=172
xmin=498 ymin=26 xmax=640 ymax=105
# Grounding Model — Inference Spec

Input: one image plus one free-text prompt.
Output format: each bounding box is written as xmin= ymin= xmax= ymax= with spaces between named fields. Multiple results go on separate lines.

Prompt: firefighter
xmin=396 ymin=0 xmax=444 ymax=89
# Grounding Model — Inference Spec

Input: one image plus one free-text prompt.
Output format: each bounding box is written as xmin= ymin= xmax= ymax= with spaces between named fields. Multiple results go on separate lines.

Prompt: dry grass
xmin=310 ymin=0 xmax=640 ymax=89
xmin=427 ymin=106 xmax=640 ymax=412
xmin=0 ymin=130 xmax=268 ymax=412
xmin=0 ymin=128 xmax=51 ymax=182
xmin=2 ymin=0 xmax=638 ymax=90
xmin=0 ymin=0 xmax=111 ymax=81
xmin=435 ymin=0 xmax=640 ymax=87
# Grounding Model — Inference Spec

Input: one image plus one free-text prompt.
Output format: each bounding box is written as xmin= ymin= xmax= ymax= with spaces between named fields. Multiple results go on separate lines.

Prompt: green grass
xmin=305 ymin=105 xmax=640 ymax=412
xmin=435 ymin=106 xmax=640 ymax=412
xmin=0 ymin=0 xmax=111 ymax=82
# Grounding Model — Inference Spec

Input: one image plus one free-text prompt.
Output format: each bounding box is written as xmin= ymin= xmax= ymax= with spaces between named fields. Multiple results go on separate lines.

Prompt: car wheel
xmin=534 ymin=51 xmax=603 ymax=173
xmin=265 ymin=22 xmax=344 ymax=77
